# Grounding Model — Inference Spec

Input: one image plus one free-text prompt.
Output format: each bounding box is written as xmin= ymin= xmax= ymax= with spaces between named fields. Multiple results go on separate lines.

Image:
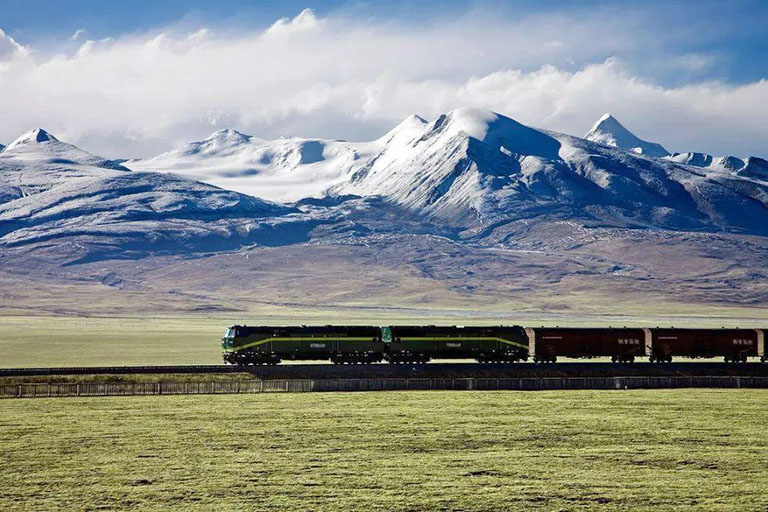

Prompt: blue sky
xmin=0 ymin=0 xmax=766 ymax=157
xmin=3 ymin=0 xmax=767 ymax=84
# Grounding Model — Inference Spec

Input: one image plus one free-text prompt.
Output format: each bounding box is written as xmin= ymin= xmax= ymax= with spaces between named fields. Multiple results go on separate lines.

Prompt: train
xmin=221 ymin=325 xmax=767 ymax=365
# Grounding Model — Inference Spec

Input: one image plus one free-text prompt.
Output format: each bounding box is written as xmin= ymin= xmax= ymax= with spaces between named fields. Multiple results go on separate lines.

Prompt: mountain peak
xmin=585 ymin=113 xmax=669 ymax=158
xmin=5 ymin=128 xmax=60 ymax=151
xmin=30 ymin=128 xmax=55 ymax=142
xmin=195 ymin=128 xmax=254 ymax=149
xmin=423 ymin=107 xmax=561 ymax=161
xmin=440 ymin=107 xmax=500 ymax=140
xmin=168 ymin=128 xmax=257 ymax=157
xmin=738 ymin=156 xmax=768 ymax=180
xmin=378 ymin=113 xmax=429 ymax=145
xmin=206 ymin=128 xmax=252 ymax=142
xmin=385 ymin=113 xmax=428 ymax=134
xmin=402 ymin=113 xmax=428 ymax=125
xmin=595 ymin=112 xmax=617 ymax=125
xmin=587 ymin=113 xmax=630 ymax=140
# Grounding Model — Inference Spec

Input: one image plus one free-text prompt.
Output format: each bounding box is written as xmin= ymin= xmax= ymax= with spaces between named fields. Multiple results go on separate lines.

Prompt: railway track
xmin=2 ymin=362 xmax=768 ymax=378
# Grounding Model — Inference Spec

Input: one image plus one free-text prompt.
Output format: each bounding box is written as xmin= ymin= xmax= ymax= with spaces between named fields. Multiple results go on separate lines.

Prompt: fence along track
xmin=3 ymin=376 xmax=768 ymax=399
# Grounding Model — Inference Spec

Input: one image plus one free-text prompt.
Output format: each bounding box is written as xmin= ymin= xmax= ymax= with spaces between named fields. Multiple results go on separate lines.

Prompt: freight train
xmin=221 ymin=325 xmax=767 ymax=365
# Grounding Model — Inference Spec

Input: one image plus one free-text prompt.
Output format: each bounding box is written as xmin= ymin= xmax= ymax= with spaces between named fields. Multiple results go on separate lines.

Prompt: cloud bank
xmin=0 ymin=9 xmax=766 ymax=158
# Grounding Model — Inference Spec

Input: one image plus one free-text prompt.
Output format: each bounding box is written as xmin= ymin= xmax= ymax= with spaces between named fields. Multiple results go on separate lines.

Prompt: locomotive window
xmin=224 ymin=328 xmax=234 ymax=338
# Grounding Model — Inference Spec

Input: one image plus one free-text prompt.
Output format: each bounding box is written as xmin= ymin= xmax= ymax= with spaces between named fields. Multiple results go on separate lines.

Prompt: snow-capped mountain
xmin=664 ymin=152 xmax=745 ymax=172
xmin=2 ymin=128 xmax=128 ymax=172
xmin=585 ymin=113 xmax=669 ymax=158
xmin=0 ymin=130 xmax=300 ymax=261
xmin=128 ymin=108 xmax=768 ymax=237
xmin=738 ymin=157 xmax=768 ymax=180
xmin=3 ymin=112 xmax=768 ymax=314
xmin=0 ymin=128 xmax=130 ymax=203
xmin=0 ymin=171 xmax=297 ymax=259
xmin=127 ymin=128 xmax=371 ymax=202
xmin=4 ymin=110 xmax=768 ymax=261
xmin=333 ymin=108 xmax=768 ymax=234
xmin=127 ymin=116 xmax=433 ymax=203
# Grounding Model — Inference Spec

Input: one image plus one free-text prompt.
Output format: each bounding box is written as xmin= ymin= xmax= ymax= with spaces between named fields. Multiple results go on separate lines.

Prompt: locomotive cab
xmin=222 ymin=326 xmax=235 ymax=350
xmin=221 ymin=325 xmax=244 ymax=364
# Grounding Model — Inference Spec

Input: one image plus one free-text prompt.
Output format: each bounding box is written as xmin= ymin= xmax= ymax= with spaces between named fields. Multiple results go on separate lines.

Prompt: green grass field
xmin=1 ymin=389 xmax=767 ymax=511
xmin=3 ymin=311 xmax=768 ymax=368
xmin=0 ymin=316 xmax=226 ymax=367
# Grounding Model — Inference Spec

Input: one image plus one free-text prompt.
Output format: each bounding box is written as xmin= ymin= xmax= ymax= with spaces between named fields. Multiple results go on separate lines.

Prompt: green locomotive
xmin=222 ymin=325 xmax=529 ymax=365
xmin=223 ymin=324 xmax=768 ymax=364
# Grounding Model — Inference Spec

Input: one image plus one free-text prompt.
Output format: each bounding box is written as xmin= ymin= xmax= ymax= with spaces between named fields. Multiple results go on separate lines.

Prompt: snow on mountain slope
xmin=119 ymin=109 xmax=768 ymax=237
xmin=585 ymin=113 xmax=669 ymax=158
xmin=664 ymin=152 xmax=746 ymax=173
xmin=0 ymin=170 xmax=299 ymax=261
xmin=128 ymin=129 xmax=366 ymax=202
xmin=331 ymin=108 xmax=561 ymax=224
xmin=330 ymin=108 xmax=768 ymax=235
xmin=738 ymin=157 xmax=768 ymax=180
xmin=663 ymin=152 xmax=768 ymax=183
xmin=128 ymin=116 xmax=432 ymax=203
xmin=0 ymin=129 xmax=310 ymax=261
xmin=2 ymin=128 xmax=129 ymax=171
xmin=0 ymin=128 xmax=130 ymax=203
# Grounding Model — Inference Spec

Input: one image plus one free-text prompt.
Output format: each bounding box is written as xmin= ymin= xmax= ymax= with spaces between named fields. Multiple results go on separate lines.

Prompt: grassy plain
xmin=1 ymin=390 xmax=767 ymax=511
xmin=3 ymin=308 xmax=768 ymax=368
xmin=0 ymin=316 xmax=225 ymax=367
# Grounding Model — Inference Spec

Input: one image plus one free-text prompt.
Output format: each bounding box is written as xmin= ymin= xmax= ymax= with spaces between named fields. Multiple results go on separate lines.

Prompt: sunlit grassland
xmin=1 ymin=390 xmax=766 ymax=511
xmin=0 ymin=316 xmax=226 ymax=367
xmin=1 ymin=308 xmax=768 ymax=368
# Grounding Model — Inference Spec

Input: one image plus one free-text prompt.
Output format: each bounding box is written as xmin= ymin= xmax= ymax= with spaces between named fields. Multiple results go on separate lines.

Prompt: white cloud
xmin=265 ymin=8 xmax=323 ymax=37
xmin=71 ymin=29 xmax=86 ymax=41
xmin=0 ymin=28 xmax=26 ymax=61
xmin=0 ymin=9 xmax=766 ymax=158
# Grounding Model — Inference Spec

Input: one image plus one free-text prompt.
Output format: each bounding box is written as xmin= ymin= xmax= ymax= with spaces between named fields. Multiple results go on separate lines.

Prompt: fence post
xmin=156 ymin=382 xmax=161 ymax=395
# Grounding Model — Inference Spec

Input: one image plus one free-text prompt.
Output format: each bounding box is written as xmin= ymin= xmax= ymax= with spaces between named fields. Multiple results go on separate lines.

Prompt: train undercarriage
xmin=224 ymin=350 xmax=531 ymax=365
xmin=225 ymin=350 xmax=763 ymax=365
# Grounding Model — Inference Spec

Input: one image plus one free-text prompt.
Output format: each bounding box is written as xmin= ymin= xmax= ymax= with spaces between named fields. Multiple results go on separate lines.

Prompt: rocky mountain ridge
xmin=2 ymin=109 xmax=768 ymax=265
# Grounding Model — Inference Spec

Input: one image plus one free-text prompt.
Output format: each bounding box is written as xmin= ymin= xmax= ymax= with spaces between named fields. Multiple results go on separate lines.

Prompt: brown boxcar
xmin=525 ymin=327 xmax=646 ymax=363
xmin=648 ymin=328 xmax=760 ymax=362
